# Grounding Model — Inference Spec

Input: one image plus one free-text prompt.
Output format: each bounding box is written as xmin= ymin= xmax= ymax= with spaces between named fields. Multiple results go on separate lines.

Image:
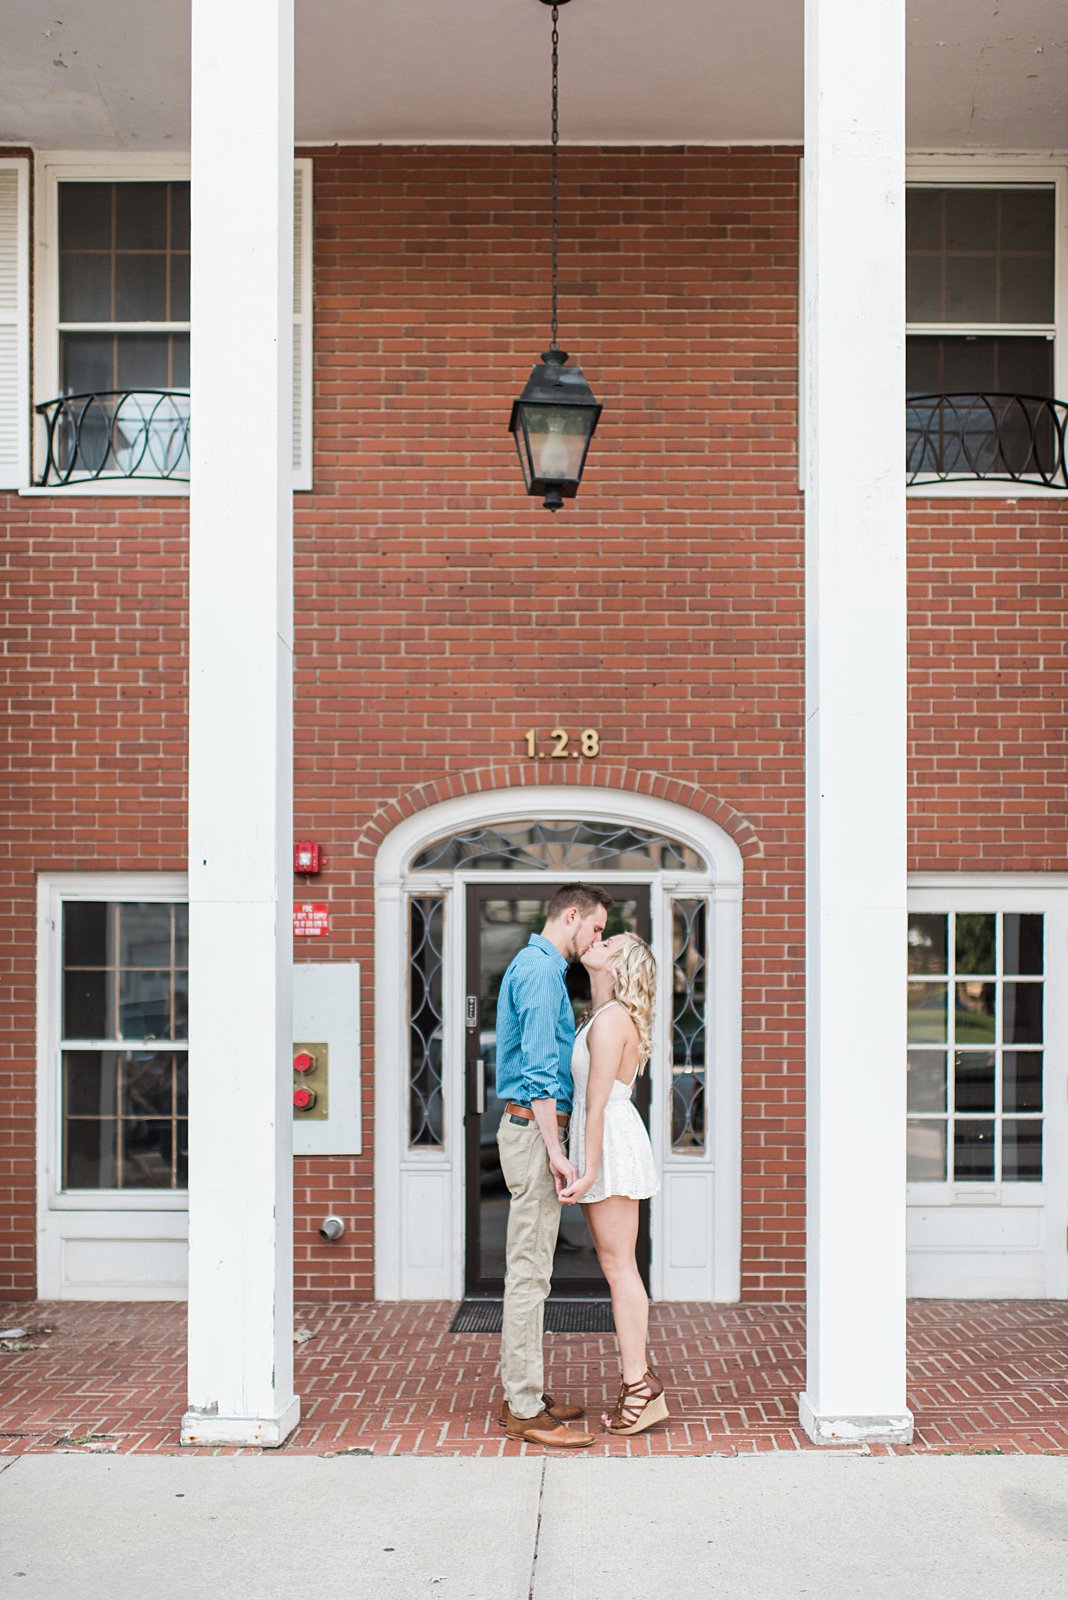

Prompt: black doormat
xmin=449 ymin=1299 xmax=615 ymax=1334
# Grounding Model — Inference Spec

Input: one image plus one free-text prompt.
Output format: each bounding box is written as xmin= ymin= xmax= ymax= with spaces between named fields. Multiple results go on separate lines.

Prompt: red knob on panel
xmin=293 ymin=1051 xmax=316 ymax=1075
xmin=293 ymin=1086 xmax=317 ymax=1112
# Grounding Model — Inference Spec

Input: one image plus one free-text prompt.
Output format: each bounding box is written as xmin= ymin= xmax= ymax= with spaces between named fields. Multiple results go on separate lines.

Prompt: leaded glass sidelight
xmin=409 ymin=896 xmax=445 ymax=1149
xmin=412 ymin=819 xmax=706 ymax=874
xmin=671 ymin=898 xmax=708 ymax=1155
xmin=907 ymin=911 xmax=1044 ymax=1183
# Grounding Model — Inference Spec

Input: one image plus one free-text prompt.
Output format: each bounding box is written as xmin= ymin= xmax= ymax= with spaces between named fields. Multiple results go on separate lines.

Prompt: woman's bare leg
xmin=583 ymin=1196 xmax=649 ymax=1383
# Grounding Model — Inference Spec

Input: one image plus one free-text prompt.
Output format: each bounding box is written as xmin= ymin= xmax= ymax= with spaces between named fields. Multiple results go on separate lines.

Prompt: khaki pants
xmin=497 ymin=1115 xmax=562 ymax=1419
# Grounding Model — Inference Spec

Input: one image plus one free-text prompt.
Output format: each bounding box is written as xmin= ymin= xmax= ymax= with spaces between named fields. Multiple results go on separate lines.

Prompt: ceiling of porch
xmin=0 ymin=0 xmax=1065 ymax=151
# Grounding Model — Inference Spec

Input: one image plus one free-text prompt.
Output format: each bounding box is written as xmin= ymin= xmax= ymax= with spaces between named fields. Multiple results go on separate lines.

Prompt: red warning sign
xmin=294 ymin=902 xmax=330 ymax=937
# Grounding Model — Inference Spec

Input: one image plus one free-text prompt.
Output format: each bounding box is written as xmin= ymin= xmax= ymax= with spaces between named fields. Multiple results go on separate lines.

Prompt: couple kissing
xmin=495 ymin=883 xmax=667 ymax=1448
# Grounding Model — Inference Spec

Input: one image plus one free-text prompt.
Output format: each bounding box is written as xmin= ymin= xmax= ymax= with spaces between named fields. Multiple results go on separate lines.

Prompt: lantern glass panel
xmin=522 ymin=404 xmax=591 ymax=483
xmin=513 ymin=424 xmax=536 ymax=492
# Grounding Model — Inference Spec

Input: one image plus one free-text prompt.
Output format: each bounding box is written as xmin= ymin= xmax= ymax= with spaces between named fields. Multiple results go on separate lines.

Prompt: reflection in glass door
xmin=464 ymin=885 xmax=651 ymax=1297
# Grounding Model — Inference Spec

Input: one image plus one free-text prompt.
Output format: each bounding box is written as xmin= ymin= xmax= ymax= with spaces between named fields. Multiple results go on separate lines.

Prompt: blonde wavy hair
xmin=609 ymin=931 xmax=656 ymax=1071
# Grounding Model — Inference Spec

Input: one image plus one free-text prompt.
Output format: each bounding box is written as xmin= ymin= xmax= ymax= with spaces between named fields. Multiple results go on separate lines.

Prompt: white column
xmin=181 ymin=0 xmax=298 ymax=1448
xmin=799 ymin=0 xmax=913 ymax=1446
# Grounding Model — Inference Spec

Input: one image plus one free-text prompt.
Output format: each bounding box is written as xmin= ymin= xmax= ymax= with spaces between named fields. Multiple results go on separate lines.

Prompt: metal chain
xmin=550 ymin=4 xmax=560 ymax=350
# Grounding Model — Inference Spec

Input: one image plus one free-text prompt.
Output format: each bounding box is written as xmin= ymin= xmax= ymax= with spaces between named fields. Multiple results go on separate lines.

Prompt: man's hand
xmin=560 ymin=1171 xmax=594 ymax=1205
xmin=530 ymin=1098 xmax=574 ymax=1196
xmin=549 ymin=1145 xmax=578 ymax=1199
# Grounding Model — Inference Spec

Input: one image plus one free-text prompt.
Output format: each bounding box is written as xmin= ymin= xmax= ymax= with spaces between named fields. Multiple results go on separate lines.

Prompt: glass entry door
xmin=464 ymin=883 xmax=652 ymax=1297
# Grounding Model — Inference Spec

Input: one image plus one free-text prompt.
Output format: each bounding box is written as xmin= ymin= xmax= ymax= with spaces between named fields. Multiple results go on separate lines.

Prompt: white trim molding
xmin=373 ymin=784 xmax=743 ymax=1303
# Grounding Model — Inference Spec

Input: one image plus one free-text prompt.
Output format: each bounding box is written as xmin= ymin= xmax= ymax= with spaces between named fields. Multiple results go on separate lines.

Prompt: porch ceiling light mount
xmin=508 ymin=0 xmax=602 ymax=512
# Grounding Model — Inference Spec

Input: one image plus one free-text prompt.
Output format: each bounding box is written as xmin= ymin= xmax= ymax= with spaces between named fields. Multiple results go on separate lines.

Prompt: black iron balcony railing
xmin=33 ymin=387 xmax=1068 ymax=491
xmin=907 ymin=392 xmax=1068 ymax=489
xmin=35 ymin=390 xmax=191 ymax=486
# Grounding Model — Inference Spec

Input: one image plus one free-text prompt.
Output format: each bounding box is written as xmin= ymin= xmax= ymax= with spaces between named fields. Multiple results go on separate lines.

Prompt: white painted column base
xmin=798 ymin=1392 xmax=913 ymax=1448
xmin=180 ymin=1396 xmax=301 ymax=1450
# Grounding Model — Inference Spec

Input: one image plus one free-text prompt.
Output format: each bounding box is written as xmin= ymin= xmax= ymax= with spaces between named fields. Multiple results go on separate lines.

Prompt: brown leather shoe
xmin=498 ymin=1394 xmax=585 ymax=1428
xmin=501 ymin=1404 xmax=593 ymax=1448
xmin=543 ymin=1392 xmax=585 ymax=1422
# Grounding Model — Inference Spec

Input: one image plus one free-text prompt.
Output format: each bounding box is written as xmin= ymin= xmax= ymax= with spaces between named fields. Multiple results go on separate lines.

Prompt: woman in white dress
xmin=561 ymin=932 xmax=667 ymax=1436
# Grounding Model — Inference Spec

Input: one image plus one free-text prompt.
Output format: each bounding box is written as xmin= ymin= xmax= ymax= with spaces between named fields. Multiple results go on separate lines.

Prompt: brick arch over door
xmin=355 ymin=763 xmax=763 ymax=867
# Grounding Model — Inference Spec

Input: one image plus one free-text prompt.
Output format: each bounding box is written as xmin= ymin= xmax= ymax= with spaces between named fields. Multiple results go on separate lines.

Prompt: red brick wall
xmin=0 ymin=498 xmax=190 ymax=1296
xmin=907 ymin=500 xmax=1068 ymax=869
xmin=1 ymin=146 xmax=1065 ymax=1304
xmin=296 ymin=145 xmax=805 ymax=1300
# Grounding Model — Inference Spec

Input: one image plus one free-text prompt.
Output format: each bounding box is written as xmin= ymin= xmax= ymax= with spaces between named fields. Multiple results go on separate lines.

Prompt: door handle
xmin=474 ymin=1057 xmax=485 ymax=1115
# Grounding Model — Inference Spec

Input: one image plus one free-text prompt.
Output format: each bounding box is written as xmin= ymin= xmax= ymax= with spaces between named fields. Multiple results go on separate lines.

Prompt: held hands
xmin=560 ymin=1172 xmax=595 ymax=1205
xmin=549 ymin=1146 xmax=578 ymax=1200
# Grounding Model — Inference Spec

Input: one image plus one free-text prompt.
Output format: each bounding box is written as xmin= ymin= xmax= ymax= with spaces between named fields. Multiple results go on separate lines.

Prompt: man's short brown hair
xmin=545 ymin=883 xmax=614 ymax=922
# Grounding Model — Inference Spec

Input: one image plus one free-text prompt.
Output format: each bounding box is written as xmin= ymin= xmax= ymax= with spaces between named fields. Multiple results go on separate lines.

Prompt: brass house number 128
xmin=523 ymin=728 xmax=601 ymax=759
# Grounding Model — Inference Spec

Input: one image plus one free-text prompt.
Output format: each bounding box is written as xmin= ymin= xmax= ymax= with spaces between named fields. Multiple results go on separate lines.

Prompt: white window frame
xmin=37 ymin=872 xmax=190 ymax=1215
xmin=906 ymin=154 xmax=1068 ymax=500
xmin=907 ymin=873 xmax=1068 ymax=1300
xmin=26 ymin=151 xmax=313 ymax=495
xmin=29 ymin=153 xmax=189 ymax=497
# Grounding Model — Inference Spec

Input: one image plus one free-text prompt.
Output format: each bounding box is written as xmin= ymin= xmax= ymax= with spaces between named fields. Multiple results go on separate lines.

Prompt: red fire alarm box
xmin=294 ymin=841 xmax=322 ymax=874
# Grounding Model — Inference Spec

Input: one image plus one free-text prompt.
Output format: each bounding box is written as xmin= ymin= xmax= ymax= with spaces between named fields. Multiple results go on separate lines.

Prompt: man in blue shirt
xmin=496 ymin=882 xmax=612 ymax=1447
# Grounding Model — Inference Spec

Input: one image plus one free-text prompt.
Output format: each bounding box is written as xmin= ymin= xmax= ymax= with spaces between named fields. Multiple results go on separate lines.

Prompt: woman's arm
xmin=561 ymin=1009 xmax=632 ymax=1203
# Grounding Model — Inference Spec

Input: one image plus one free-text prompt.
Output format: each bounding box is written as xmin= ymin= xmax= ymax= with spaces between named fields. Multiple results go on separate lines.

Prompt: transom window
xmin=61 ymin=900 xmax=189 ymax=1191
xmin=412 ymin=819 xmax=706 ymax=874
xmin=907 ymin=911 xmax=1044 ymax=1184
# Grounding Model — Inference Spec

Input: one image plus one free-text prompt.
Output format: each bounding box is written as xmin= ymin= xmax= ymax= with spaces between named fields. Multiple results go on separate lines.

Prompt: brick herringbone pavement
xmin=1 ymin=1300 xmax=1066 ymax=1456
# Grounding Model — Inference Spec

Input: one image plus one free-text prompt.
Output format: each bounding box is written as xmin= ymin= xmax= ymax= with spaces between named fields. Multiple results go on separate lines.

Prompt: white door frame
xmin=373 ymin=785 xmax=743 ymax=1301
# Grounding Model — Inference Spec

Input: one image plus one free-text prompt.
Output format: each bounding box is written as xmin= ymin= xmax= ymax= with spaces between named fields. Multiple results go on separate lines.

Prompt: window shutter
xmin=293 ymin=158 xmax=313 ymax=490
xmin=0 ymin=159 xmax=29 ymax=489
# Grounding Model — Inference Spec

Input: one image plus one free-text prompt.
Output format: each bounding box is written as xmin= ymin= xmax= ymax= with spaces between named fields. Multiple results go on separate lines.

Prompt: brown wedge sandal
xmin=604 ymin=1369 xmax=669 ymax=1436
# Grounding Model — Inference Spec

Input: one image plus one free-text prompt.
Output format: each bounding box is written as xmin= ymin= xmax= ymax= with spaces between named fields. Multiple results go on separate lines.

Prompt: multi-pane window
xmin=61 ymin=901 xmax=189 ymax=1190
xmin=58 ymin=181 xmax=190 ymax=395
xmin=50 ymin=181 xmax=191 ymax=483
xmin=408 ymin=897 xmax=445 ymax=1149
xmin=906 ymin=184 xmax=1058 ymax=479
xmin=907 ymin=912 xmax=1044 ymax=1184
xmin=670 ymin=898 xmax=708 ymax=1155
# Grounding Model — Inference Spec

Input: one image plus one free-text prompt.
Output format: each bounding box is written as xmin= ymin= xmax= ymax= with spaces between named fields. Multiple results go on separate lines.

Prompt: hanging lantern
xmin=508 ymin=0 xmax=603 ymax=512
xmin=509 ymin=349 xmax=603 ymax=512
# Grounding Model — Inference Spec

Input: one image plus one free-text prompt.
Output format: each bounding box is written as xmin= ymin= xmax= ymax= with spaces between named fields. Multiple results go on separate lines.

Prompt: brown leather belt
xmin=505 ymin=1103 xmax=569 ymax=1128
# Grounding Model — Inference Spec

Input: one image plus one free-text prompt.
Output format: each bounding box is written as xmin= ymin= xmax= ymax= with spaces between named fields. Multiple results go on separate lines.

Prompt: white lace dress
xmin=568 ymin=1001 xmax=660 ymax=1203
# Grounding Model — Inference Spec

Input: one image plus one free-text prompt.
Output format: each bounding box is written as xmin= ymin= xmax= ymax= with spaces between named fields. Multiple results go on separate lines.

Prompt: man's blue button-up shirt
xmin=495 ymin=933 xmax=575 ymax=1113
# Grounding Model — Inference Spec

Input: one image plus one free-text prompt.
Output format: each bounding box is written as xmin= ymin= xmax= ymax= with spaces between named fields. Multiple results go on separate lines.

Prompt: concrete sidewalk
xmin=2 ymin=1454 xmax=1067 ymax=1599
